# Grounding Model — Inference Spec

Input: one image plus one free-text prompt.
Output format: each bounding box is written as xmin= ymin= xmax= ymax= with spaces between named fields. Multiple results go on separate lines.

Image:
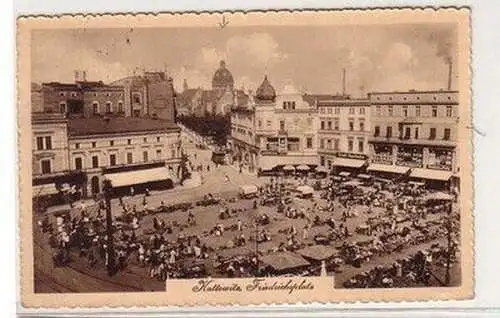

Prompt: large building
xmin=177 ymin=61 xmax=248 ymax=116
xmin=31 ymin=70 xmax=177 ymax=121
xmin=110 ymin=71 xmax=177 ymax=120
xmin=316 ymin=96 xmax=370 ymax=173
xmin=367 ymin=90 xmax=459 ymax=187
xmin=230 ymin=76 xmax=319 ymax=173
xmin=32 ymin=80 xmax=125 ymax=117
xmin=32 ymin=113 xmax=182 ymax=204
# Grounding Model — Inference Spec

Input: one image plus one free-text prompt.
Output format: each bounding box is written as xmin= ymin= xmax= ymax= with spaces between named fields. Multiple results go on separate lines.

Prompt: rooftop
xmin=68 ymin=117 xmax=179 ymax=137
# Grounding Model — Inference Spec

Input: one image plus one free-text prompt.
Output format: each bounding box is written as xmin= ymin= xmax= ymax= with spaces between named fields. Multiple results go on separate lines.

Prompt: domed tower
xmin=255 ymin=75 xmax=276 ymax=104
xmin=212 ymin=60 xmax=234 ymax=97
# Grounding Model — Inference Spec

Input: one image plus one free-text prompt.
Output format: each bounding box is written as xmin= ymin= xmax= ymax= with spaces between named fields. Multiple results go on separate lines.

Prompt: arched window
xmin=117 ymin=101 xmax=124 ymax=113
xmin=105 ymin=101 xmax=112 ymax=113
xmin=92 ymin=102 xmax=99 ymax=114
xmin=59 ymin=101 xmax=67 ymax=113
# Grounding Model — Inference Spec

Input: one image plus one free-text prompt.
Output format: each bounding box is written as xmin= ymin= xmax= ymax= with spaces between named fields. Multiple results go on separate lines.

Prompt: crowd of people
xmin=36 ymin=166 xmax=460 ymax=288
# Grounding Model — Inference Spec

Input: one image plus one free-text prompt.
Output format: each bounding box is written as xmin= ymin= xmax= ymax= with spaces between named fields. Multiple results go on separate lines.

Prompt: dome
xmin=255 ymin=75 xmax=276 ymax=103
xmin=212 ymin=60 xmax=234 ymax=90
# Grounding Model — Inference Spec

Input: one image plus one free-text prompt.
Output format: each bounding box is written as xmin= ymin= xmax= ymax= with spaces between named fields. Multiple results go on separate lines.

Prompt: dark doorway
xmin=91 ymin=176 xmax=100 ymax=194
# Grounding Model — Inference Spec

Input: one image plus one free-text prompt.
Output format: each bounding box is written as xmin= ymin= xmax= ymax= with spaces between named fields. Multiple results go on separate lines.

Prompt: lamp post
xmin=102 ymin=179 xmax=115 ymax=276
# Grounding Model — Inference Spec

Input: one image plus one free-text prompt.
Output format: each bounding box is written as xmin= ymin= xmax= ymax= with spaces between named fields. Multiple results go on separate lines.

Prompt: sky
xmin=31 ymin=23 xmax=458 ymax=96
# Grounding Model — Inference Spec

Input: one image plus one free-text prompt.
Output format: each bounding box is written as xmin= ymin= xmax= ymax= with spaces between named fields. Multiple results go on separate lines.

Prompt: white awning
xmin=367 ymin=164 xmax=410 ymax=174
xmin=258 ymin=155 xmax=318 ymax=171
xmin=296 ymin=185 xmax=314 ymax=195
xmin=333 ymin=158 xmax=366 ymax=168
xmin=104 ymin=167 xmax=173 ymax=188
xmin=33 ymin=183 xmax=59 ymax=197
xmin=410 ymin=168 xmax=452 ymax=181
xmin=240 ymin=184 xmax=258 ymax=194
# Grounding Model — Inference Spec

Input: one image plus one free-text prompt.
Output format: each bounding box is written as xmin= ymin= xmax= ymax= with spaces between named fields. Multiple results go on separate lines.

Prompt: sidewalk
xmin=228 ymin=163 xmax=258 ymax=178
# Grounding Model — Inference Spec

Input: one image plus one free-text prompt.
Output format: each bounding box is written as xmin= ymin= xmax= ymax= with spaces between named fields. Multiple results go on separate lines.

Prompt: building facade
xmin=35 ymin=81 xmax=125 ymax=116
xmin=230 ymin=77 xmax=319 ymax=173
xmin=32 ymin=113 xmax=182 ymax=200
xmin=367 ymin=90 xmax=459 ymax=186
xmin=67 ymin=117 xmax=181 ymax=196
xmin=317 ymin=97 xmax=370 ymax=173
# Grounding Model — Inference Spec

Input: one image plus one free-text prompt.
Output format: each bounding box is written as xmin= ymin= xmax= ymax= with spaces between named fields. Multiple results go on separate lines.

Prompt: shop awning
xmin=261 ymin=252 xmax=310 ymax=271
xmin=339 ymin=171 xmax=351 ymax=177
xmin=367 ymin=164 xmax=410 ymax=174
xmin=32 ymin=183 xmax=59 ymax=197
xmin=333 ymin=158 xmax=366 ymax=168
xmin=240 ymin=184 xmax=258 ymax=195
xmin=297 ymin=245 xmax=339 ymax=261
xmin=410 ymin=168 xmax=453 ymax=181
xmin=283 ymin=165 xmax=295 ymax=171
xmin=258 ymin=155 xmax=318 ymax=171
xmin=104 ymin=167 xmax=173 ymax=188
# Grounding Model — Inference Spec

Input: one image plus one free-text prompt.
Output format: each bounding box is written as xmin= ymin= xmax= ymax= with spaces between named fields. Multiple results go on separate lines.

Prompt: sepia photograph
xmin=18 ymin=9 xmax=473 ymax=307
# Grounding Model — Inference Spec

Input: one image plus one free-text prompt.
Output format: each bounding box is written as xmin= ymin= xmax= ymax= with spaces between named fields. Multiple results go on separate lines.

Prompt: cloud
xmin=173 ymin=32 xmax=287 ymax=90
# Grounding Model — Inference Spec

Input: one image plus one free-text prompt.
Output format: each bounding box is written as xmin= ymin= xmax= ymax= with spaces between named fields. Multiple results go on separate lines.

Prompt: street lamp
xmin=102 ymin=179 xmax=115 ymax=276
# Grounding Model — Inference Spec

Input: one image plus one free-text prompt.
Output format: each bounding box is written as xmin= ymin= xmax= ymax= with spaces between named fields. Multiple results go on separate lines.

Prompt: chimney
xmin=82 ymin=70 xmax=87 ymax=82
xmin=74 ymin=70 xmax=80 ymax=82
xmin=447 ymin=59 xmax=452 ymax=90
xmin=342 ymin=68 xmax=346 ymax=96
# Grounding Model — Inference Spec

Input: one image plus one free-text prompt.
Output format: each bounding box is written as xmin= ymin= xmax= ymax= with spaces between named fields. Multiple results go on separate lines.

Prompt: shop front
xmin=409 ymin=167 xmax=453 ymax=190
xmin=331 ymin=153 xmax=368 ymax=175
xmin=103 ymin=165 xmax=174 ymax=197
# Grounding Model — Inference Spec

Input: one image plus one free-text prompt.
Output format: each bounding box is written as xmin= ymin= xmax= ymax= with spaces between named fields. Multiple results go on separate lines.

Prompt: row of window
xmin=320 ymin=119 xmax=365 ymax=132
xmin=264 ymin=137 xmax=314 ymax=150
xmin=58 ymin=92 xmax=123 ymax=98
xmin=319 ymin=107 xmax=366 ymax=115
xmin=375 ymin=105 xmax=453 ymax=117
xmin=373 ymin=126 xmax=452 ymax=140
xmin=91 ymin=101 xmax=124 ymax=114
xmin=38 ymin=148 xmax=178 ymax=175
xmin=74 ymin=149 xmax=174 ymax=170
xmin=73 ymin=136 xmax=163 ymax=150
xmin=256 ymin=119 xmax=314 ymax=130
xmin=319 ymin=138 xmax=365 ymax=153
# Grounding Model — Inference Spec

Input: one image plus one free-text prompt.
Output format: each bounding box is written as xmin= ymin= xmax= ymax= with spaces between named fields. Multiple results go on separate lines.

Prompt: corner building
xmin=367 ymin=90 xmax=459 ymax=188
xmin=230 ymin=76 xmax=319 ymax=173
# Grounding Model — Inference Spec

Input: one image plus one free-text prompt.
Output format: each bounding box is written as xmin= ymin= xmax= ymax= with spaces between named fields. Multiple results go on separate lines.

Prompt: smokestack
xmin=447 ymin=59 xmax=452 ymax=90
xmin=342 ymin=68 xmax=346 ymax=96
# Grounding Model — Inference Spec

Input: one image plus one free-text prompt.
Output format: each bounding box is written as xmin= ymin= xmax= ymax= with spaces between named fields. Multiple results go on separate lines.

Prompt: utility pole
xmin=445 ymin=202 xmax=453 ymax=286
xmin=255 ymin=217 xmax=259 ymax=275
xmin=103 ymin=179 xmax=115 ymax=276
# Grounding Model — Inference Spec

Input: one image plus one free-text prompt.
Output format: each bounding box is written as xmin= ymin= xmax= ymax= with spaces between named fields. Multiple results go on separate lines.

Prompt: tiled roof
xmin=68 ymin=117 xmax=179 ymax=136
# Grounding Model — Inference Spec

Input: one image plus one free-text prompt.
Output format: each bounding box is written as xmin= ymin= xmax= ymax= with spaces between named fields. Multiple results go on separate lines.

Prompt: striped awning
xmin=333 ymin=158 xmax=366 ymax=168
xmin=104 ymin=167 xmax=173 ymax=188
xmin=32 ymin=183 xmax=59 ymax=197
xmin=258 ymin=155 xmax=318 ymax=171
xmin=368 ymin=164 xmax=410 ymax=174
xmin=410 ymin=168 xmax=452 ymax=181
